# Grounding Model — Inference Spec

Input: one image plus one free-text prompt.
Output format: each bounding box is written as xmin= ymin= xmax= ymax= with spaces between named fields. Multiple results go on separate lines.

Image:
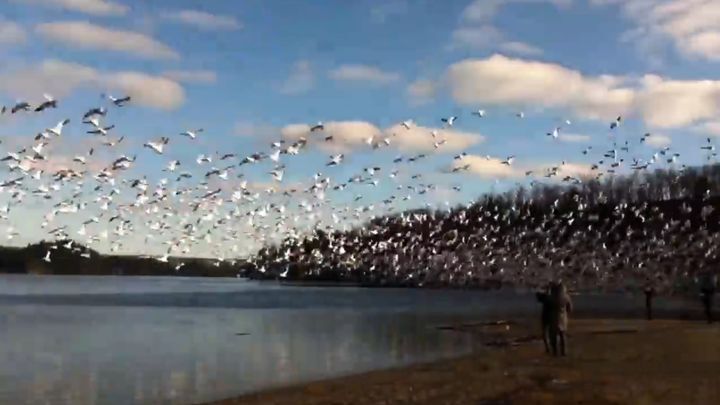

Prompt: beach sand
xmin=204 ymin=318 xmax=720 ymax=405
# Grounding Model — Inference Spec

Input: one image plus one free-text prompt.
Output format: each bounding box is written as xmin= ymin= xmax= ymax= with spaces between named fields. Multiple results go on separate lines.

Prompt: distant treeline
xmin=0 ymin=241 xmax=249 ymax=277
xmin=249 ymin=163 xmax=720 ymax=292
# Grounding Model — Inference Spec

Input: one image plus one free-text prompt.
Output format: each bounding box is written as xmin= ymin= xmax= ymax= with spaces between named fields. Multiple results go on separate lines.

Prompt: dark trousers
xmin=548 ymin=327 xmax=566 ymax=356
xmin=701 ymin=291 xmax=714 ymax=324
xmin=645 ymin=294 xmax=653 ymax=320
xmin=541 ymin=323 xmax=550 ymax=354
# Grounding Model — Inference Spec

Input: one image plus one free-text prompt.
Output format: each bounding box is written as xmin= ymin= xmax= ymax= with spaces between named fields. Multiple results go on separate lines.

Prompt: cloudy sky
xmin=1 ymin=0 xmax=720 ymax=255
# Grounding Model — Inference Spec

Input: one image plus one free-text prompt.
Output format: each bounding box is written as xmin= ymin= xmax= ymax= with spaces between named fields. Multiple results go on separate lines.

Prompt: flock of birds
xmin=1 ymin=93 xmax=718 ymax=290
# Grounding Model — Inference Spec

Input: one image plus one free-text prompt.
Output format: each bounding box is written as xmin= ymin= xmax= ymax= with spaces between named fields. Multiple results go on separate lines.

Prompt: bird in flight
xmin=35 ymin=94 xmax=58 ymax=112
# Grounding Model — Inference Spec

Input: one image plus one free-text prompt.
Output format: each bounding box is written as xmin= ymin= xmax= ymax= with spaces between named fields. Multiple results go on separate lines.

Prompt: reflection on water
xmin=0 ymin=276 xmax=492 ymax=405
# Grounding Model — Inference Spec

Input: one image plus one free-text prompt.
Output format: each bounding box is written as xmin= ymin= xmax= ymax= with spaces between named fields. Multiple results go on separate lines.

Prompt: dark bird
xmin=34 ymin=94 xmax=57 ymax=112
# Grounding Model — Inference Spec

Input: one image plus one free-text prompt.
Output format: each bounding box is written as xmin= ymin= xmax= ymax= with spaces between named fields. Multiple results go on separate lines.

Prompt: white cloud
xmin=451 ymin=0 xmax=571 ymax=54
xmin=461 ymin=0 xmax=573 ymax=23
xmin=406 ymin=79 xmax=438 ymax=105
xmin=593 ymin=0 xmax=720 ymax=62
xmin=693 ymin=121 xmax=720 ymax=136
xmin=452 ymin=155 xmax=519 ymax=179
xmin=35 ymin=21 xmax=179 ymax=60
xmin=18 ymin=0 xmax=127 ymax=16
xmin=499 ymin=41 xmax=543 ymax=56
xmin=420 ymin=53 xmax=720 ymax=129
xmin=449 ymin=26 xmax=543 ymax=55
xmin=370 ymin=1 xmax=408 ymax=23
xmin=454 ymin=156 xmax=592 ymax=181
xmin=644 ymin=133 xmax=672 ymax=147
xmin=452 ymin=154 xmax=592 ymax=180
xmin=234 ymin=122 xmax=278 ymax=138
xmin=686 ymin=31 xmax=720 ymax=61
xmin=161 ymin=70 xmax=217 ymax=84
xmin=163 ymin=10 xmax=242 ymax=31
xmin=0 ymin=19 xmax=26 ymax=45
xmin=542 ymin=162 xmax=593 ymax=178
xmin=446 ymin=54 xmax=635 ymax=121
xmin=557 ymin=133 xmax=591 ymax=143
xmin=329 ymin=64 xmax=400 ymax=85
xmin=0 ymin=59 xmax=185 ymax=110
xmin=385 ymin=123 xmax=482 ymax=152
xmin=449 ymin=25 xmax=503 ymax=49
xmin=279 ymin=60 xmax=314 ymax=95
xmin=281 ymin=121 xmax=483 ymax=153
xmin=636 ymin=74 xmax=720 ymax=128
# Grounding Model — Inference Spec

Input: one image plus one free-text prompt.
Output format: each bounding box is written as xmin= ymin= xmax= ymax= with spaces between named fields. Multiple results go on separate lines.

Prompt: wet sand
xmin=204 ymin=318 xmax=720 ymax=405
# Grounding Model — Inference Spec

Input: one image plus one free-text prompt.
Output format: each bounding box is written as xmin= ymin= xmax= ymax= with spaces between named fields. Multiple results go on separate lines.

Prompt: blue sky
xmin=1 ymin=0 xmax=720 ymax=256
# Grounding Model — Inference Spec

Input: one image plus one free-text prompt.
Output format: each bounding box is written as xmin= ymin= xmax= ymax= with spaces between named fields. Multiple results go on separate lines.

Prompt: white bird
xmin=180 ymin=129 xmax=203 ymax=139
xmin=401 ymin=120 xmax=413 ymax=130
xmin=102 ymin=136 xmax=124 ymax=147
xmin=144 ymin=137 xmax=169 ymax=154
xmin=270 ymin=168 xmax=284 ymax=182
xmin=87 ymin=124 xmax=115 ymax=136
xmin=166 ymin=160 xmax=180 ymax=172
xmin=610 ymin=116 xmax=622 ymax=129
xmin=269 ymin=149 xmax=281 ymax=163
xmin=501 ymin=155 xmax=515 ymax=165
xmin=547 ymin=127 xmax=560 ymax=139
xmin=42 ymin=251 xmax=51 ymax=263
xmin=327 ymin=154 xmax=344 ymax=166
xmin=32 ymin=142 xmax=47 ymax=156
xmin=47 ymin=119 xmax=70 ymax=137
xmin=472 ymin=109 xmax=485 ymax=118
xmin=516 ymin=111 xmax=525 ymax=119
xmin=441 ymin=116 xmax=457 ymax=127
xmin=105 ymin=94 xmax=131 ymax=106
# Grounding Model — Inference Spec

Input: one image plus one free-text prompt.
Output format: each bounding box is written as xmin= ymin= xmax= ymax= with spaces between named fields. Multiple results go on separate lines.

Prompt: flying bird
xmin=47 ymin=119 xmax=70 ymax=137
xmin=180 ymin=129 xmax=203 ymax=139
xmin=34 ymin=94 xmax=58 ymax=112
xmin=441 ymin=116 xmax=457 ymax=127
xmin=11 ymin=101 xmax=30 ymax=114
xmin=105 ymin=94 xmax=131 ymax=107
xmin=144 ymin=137 xmax=169 ymax=154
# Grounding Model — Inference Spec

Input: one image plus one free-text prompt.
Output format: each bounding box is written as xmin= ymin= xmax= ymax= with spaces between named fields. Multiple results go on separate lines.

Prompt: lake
xmin=0 ymin=275 xmax=695 ymax=405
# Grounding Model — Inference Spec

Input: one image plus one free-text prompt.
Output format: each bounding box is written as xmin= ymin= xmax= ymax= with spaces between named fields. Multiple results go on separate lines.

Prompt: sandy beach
xmin=204 ymin=318 xmax=720 ymax=405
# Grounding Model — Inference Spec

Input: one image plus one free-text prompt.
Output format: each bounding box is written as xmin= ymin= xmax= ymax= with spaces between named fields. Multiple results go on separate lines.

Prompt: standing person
xmin=699 ymin=271 xmax=717 ymax=324
xmin=548 ymin=281 xmax=573 ymax=357
xmin=644 ymin=279 xmax=655 ymax=321
xmin=535 ymin=284 xmax=552 ymax=354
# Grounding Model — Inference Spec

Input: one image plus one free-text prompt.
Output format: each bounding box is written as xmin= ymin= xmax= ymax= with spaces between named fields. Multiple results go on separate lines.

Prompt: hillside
xmin=0 ymin=241 xmax=247 ymax=278
xmin=248 ymin=163 xmax=720 ymax=293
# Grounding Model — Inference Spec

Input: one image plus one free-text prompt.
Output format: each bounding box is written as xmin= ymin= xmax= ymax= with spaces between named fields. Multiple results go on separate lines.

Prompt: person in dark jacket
xmin=699 ymin=271 xmax=717 ymax=324
xmin=548 ymin=281 xmax=573 ymax=357
xmin=644 ymin=279 xmax=655 ymax=321
xmin=535 ymin=284 xmax=552 ymax=354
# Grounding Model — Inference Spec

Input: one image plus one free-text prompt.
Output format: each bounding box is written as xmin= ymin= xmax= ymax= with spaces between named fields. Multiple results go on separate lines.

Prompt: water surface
xmin=0 ymin=275 xmax=500 ymax=405
xmin=0 ymin=275 xmax=698 ymax=405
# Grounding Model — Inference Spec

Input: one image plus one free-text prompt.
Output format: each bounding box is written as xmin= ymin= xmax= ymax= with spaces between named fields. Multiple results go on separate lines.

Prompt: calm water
xmin=0 ymin=275 xmax=698 ymax=405
xmin=0 ymin=275 xmax=520 ymax=405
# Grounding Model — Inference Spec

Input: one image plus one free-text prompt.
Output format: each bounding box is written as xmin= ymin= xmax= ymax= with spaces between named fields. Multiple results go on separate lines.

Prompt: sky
xmin=1 ymin=0 xmax=720 ymax=257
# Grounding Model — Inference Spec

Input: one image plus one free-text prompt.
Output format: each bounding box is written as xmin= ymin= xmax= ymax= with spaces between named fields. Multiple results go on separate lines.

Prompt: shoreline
xmin=203 ymin=317 xmax=720 ymax=405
